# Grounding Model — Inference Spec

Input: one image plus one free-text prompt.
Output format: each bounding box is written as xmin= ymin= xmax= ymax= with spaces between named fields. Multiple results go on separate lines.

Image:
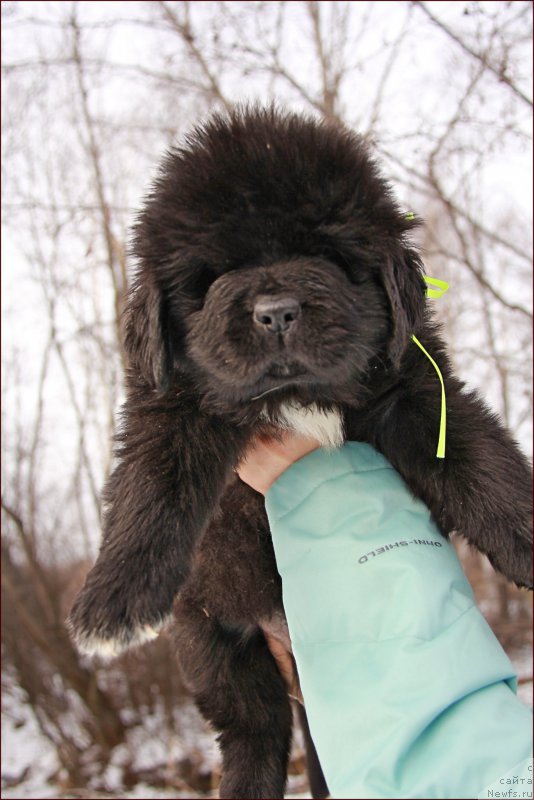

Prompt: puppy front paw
xmin=67 ymin=615 xmax=164 ymax=659
xmin=67 ymin=571 xmax=174 ymax=659
xmin=487 ymin=527 xmax=533 ymax=590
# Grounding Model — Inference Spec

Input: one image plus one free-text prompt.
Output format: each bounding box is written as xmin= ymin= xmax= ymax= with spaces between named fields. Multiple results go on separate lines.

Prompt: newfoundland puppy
xmin=68 ymin=106 xmax=532 ymax=798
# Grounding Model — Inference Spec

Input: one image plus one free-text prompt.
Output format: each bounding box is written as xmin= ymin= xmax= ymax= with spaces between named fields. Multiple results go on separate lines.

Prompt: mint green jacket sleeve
xmin=265 ymin=443 xmax=532 ymax=799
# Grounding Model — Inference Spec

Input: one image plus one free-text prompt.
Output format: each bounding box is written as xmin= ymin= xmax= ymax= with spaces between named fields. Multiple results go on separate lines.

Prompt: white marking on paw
xmin=272 ymin=402 xmax=344 ymax=448
xmin=74 ymin=618 xmax=166 ymax=660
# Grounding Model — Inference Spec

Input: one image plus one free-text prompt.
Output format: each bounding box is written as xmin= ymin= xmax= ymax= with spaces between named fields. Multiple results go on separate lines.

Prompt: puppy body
xmin=68 ymin=107 xmax=532 ymax=798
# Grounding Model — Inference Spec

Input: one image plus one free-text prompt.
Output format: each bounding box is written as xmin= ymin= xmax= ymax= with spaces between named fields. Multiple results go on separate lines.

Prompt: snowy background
xmin=2 ymin=1 xmax=532 ymax=797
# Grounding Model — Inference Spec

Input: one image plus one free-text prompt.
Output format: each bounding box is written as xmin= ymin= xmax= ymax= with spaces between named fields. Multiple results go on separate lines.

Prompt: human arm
xmin=238 ymin=438 xmax=533 ymax=799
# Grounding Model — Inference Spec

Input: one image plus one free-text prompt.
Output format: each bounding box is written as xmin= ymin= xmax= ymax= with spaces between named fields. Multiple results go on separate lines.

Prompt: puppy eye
xmin=324 ymin=254 xmax=366 ymax=285
xmin=189 ymin=268 xmax=218 ymax=297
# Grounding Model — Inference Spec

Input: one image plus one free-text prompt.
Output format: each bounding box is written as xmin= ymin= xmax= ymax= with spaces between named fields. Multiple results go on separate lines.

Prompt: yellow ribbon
xmin=422 ymin=276 xmax=449 ymax=300
xmin=411 ymin=276 xmax=449 ymax=459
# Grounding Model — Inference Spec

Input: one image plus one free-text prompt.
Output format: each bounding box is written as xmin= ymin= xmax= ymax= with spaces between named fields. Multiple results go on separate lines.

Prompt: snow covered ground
xmin=2 ymin=651 xmax=531 ymax=800
xmin=1 ymin=687 xmax=311 ymax=799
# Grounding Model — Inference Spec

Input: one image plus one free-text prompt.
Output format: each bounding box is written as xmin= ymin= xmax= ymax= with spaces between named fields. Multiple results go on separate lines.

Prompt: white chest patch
xmin=267 ymin=402 xmax=344 ymax=449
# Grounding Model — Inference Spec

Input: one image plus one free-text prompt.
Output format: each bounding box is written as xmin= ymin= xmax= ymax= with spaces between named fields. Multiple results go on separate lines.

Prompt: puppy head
xmin=126 ymin=105 xmax=426 ymax=405
xmin=184 ymin=256 xmax=390 ymax=410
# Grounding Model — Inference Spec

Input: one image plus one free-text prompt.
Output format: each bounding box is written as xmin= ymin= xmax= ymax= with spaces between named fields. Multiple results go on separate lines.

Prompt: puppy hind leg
xmin=172 ymin=596 xmax=292 ymax=799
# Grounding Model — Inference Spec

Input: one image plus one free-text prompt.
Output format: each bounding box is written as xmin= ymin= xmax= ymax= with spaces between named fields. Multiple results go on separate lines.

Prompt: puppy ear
xmin=123 ymin=279 xmax=173 ymax=392
xmin=382 ymin=245 xmax=426 ymax=369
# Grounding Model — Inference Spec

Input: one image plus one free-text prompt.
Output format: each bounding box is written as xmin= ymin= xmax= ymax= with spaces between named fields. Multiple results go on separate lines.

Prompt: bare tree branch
xmin=306 ymin=1 xmax=342 ymax=121
xmin=413 ymin=0 xmax=532 ymax=107
xmin=380 ymin=146 xmax=532 ymax=269
xmin=156 ymin=0 xmax=232 ymax=111
xmin=69 ymin=10 xmax=129 ymax=363
xmin=366 ymin=4 xmax=414 ymax=133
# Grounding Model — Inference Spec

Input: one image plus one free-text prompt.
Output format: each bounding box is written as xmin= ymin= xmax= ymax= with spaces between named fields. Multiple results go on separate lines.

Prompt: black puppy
xmin=68 ymin=106 xmax=532 ymax=798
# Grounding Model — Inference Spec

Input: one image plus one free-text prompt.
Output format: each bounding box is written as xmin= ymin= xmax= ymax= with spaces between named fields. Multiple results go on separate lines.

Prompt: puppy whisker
xmin=250 ymin=383 xmax=290 ymax=401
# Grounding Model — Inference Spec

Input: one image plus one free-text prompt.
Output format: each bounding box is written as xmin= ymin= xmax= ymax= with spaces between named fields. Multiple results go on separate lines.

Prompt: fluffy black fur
xmin=68 ymin=106 xmax=532 ymax=798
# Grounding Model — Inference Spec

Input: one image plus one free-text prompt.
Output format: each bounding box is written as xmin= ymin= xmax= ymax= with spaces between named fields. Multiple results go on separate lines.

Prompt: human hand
xmin=236 ymin=431 xmax=320 ymax=495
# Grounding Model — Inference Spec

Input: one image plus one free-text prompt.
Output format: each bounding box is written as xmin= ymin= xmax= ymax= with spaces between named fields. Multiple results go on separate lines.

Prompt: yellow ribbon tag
xmin=411 ymin=276 xmax=449 ymax=459
xmin=423 ymin=276 xmax=449 ymax=299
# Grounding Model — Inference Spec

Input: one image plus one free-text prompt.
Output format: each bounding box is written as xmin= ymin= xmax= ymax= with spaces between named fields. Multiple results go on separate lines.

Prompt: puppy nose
xmin=253 ymin=296 xmax=301 ymax=333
